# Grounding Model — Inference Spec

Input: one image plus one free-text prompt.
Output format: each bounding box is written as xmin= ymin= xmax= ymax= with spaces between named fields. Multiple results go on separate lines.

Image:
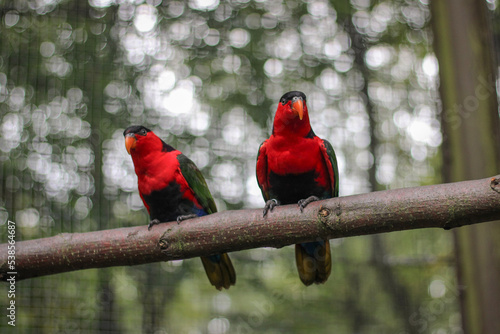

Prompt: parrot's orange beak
xmin=125 ymin=134 xmax=136 ymax=155
xmin=291 ymin=98 xmax=304 ymax=120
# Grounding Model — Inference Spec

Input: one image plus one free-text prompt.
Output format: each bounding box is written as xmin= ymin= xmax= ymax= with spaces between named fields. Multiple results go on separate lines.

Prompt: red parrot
xmin=124 ymin=125 xmax=236 ymax=290
xmin=256 ymin=91 xmax=339 ymax=286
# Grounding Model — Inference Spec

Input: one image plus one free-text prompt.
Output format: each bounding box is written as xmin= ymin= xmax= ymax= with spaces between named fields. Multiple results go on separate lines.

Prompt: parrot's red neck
xmin=128 ymin=132 xmax=177 ymax=177
xmin=134 ymin=132 xmax=163 ymax=154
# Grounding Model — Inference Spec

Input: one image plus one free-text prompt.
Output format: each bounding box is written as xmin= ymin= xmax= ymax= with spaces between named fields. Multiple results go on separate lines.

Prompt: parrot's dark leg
xmin=148 ymin=219 xmax=161 ymax=230
xmin=176 ymin=214 xmax=198 ymax=224
xmin=262 ymin=199 xmax=280 ymax=217
xmin=298 ymin=196 xmax=320 ymax=212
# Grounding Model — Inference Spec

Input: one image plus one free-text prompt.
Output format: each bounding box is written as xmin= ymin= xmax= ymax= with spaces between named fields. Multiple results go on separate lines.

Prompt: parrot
xmin=124 ymin=125 xmax=236 ymax=290
xmin=256 ymin=91 xmax=339 ymax=286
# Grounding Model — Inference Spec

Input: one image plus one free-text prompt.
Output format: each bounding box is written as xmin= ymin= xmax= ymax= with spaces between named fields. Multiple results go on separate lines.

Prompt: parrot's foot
xmin=263 ymin=199 xmax=280 ymax=217
xmin=298 ymin=196 xmax=320 ymax=212
xmin=148 ymin=219 xmax=161 ymax=230
xmin=176 ymin=214 xmax=198 ymax=224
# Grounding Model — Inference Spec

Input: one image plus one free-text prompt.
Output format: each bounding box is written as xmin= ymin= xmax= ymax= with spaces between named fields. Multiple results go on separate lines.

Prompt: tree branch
xmin=2 ymin=176 xmax=500 ymax=281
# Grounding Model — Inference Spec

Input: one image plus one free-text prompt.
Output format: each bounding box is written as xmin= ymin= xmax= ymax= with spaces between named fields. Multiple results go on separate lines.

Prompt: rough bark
xmin=1 ymin=176 xmax=500 ymax=281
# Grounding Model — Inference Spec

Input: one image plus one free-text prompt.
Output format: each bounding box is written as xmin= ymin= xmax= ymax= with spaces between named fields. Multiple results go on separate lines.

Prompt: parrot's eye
xmin=280 ymin=99 xmax=286 ymax=105
xmin=139 ymin=129 xmax=147 ymax=136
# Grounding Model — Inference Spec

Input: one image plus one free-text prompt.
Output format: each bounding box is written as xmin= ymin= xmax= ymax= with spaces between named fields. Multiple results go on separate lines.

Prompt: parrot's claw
xmin=263 ymin=199 xmax=280 ymax=217
xmin=298 ymin=196 xmax=320 ymax=212
xmin=148 ymin=219 xmax=161 ymax=230
xmin=176 ymin=214 xmax=198 ymax=224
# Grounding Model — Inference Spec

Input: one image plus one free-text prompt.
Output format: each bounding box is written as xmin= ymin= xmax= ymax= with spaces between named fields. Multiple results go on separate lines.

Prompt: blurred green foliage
xmin=0 ymin=0 xmax=468 ymax=333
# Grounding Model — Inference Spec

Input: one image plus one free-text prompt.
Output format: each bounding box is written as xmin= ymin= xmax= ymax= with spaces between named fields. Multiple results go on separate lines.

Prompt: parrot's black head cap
xmin=123 ymin=125 xmax=151 ymax=137
xmin=279 ymin=91 xmax=306 ymax=105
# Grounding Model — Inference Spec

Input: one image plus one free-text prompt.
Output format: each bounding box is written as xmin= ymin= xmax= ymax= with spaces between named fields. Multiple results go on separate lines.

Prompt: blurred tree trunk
xmin=65 ymin=1 xmax=122 ymax=331
xmin=430 ymin=1 xmax=500 ymax=333
xmin=344 ymin=14 xmax=419 ymax=334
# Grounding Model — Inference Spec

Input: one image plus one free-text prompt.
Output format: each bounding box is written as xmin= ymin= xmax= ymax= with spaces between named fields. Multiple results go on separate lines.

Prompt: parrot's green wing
xmin=177 ymin=154 xmax=217 ymax=214
xmin=320 ymin=139 xmax=339 ymax=198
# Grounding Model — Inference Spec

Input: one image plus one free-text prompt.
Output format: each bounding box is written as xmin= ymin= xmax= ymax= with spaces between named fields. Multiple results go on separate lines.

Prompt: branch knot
xmin=318 ymin=207 xmax=331 ymax=218
xmin=490 ymin=177 xmax=500 ymax=193
xmin=159 ymin=239 xmax=169 ymax=250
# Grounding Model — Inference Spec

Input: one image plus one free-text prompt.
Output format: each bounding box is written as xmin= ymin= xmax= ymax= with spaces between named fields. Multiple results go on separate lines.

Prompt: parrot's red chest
xmin=266 ymin=135 xmax=323 ymax=176
xmin=133 ymin=150 xmax=182 ymax=196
